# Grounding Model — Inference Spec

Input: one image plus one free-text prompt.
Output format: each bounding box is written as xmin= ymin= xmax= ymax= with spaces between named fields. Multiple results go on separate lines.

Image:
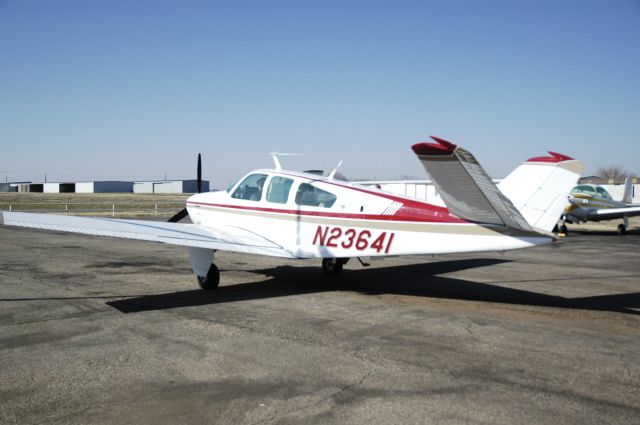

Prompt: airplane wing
xmin=0 ymin=211 xmax=296 ymax=258
xmin=592 ymin=206 xmax=640 ymax=220
xmin=412 ymin=137 xmax=535 ymax=233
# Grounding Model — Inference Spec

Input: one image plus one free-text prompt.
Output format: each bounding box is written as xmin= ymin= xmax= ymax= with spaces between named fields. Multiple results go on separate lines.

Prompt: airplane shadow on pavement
xmin=106 ymin=258 xmax=640 ymax=316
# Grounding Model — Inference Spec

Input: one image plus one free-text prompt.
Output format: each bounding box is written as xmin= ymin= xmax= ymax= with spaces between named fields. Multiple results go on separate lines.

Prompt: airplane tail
xmin=622 ymin=177 xmax=633 ymax=204
xmin=412 ymin=136 xmax=584 ymax=234
xmin=497 ymin=152 xmax=584 ymax=232
xmin=412 ymin=137 xmax=535 ymax=234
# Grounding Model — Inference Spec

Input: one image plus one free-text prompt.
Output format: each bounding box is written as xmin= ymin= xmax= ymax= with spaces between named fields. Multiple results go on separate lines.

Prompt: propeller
xmin=168 ymin=153 xmax=202 ymax=223
xmin=197 ymin=153 xmax=202 ymax=194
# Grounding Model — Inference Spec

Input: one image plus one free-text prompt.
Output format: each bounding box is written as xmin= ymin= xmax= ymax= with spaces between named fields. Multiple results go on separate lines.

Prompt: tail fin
xmin=498 ymin=152 xmax=584 ymax=232
xmin=622 ymin=177 xmax=633 ymax=204
xmin=412 ymin=137 xmax=534 ymax=233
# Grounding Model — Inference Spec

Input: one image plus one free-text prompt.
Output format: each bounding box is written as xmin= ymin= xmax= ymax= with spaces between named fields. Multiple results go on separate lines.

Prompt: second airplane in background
xmin=561 ymin=178 xmax=639 ymax=234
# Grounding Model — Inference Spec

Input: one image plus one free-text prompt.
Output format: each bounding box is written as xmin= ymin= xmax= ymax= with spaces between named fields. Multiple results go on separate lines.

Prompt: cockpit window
xmin=595 ymin=186 xmax=612 ymax=200
xmin=571 ymin=185 xmax=596 ymax=196
xmin=266 ymin=176 xmax=293 ymax=204
xmin=231 ymin=173 xmax=268 ymax=201
xmin=226 ymin=179 xmax=239 ymax=193
xmin=295 ymin=183 xmax=337 ymax=208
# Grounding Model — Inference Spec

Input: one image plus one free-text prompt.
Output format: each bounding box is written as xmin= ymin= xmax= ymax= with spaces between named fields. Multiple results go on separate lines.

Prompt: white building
xmin=43 ymin=182 xmax=75 ymax=193
xmin=356 ymin=180 xmax=445 ymax=206
xmin=75 ymin=181 xmax=133 ymax=193
xmin=357 ymin=180 xmax=640 ymax=204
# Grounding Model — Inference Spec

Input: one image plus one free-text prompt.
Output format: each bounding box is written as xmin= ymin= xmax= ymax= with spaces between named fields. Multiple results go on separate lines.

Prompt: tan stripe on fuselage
xmin=191 ymin=204 xmax=530 ymax=237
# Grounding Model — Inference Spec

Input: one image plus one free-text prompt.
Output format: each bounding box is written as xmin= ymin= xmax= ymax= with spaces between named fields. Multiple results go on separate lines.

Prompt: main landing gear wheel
xmin=322 ymin=258 xmax=347 ymax=275
xmin=560 ymin=223 xmax=568 ymax=234
xmin=617 ymin=224 xmax=627 ymax=235
xmin=197 ymin=263 xmax=220 ymax=290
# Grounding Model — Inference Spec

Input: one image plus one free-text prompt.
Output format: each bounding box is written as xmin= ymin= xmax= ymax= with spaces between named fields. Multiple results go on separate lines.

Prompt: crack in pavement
xmin=250 ymin=369 xmax=375 ymax=425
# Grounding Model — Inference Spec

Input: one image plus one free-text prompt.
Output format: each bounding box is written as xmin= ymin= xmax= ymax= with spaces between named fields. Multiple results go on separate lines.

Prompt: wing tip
xmin=412 ymin=136 xmax=457 ymax=156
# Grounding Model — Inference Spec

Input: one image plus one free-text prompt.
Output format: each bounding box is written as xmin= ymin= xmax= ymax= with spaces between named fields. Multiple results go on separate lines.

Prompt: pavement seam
xmin=250 ymin=369 xmax=375 ymax=425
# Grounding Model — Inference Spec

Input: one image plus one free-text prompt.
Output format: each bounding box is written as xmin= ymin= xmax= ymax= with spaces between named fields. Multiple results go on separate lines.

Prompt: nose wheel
xmin=197 ymin=263 xmax=220 ymax=290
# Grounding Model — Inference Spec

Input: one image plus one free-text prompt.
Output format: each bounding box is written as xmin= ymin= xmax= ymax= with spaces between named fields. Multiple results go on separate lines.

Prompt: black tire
xmin=322 ymin=258 xmax=343 ymax=275
xmin=560 ymin=224 xmax=568 ymax=234
xmin=617 ymin=224 xmax=627 ymax=235
xmin=197 ymin=263 xmax=220 ymax=290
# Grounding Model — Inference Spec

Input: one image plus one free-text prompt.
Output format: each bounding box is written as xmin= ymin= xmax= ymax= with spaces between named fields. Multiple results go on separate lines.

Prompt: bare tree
xmin=596 ymin=165 xmax=630 ymax=180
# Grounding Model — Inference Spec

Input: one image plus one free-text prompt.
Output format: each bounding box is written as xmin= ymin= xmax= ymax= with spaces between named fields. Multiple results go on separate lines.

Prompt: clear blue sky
xmin=1 ymin=0 xmax=639 ymax=187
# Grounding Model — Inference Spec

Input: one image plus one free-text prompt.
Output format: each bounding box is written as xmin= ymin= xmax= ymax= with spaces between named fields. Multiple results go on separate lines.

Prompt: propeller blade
xmin=168 ymin=153 xmax=201 ymax=222
xmin=168 ymin=208 xmax=189 ymax=223
xmin=197 ymin=153 xmax=202 ymax=193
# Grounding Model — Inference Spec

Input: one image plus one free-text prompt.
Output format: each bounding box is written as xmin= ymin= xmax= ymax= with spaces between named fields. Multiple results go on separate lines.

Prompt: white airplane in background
xmin=0 ymin=137 xmax=583 ymax=289
xmin=560 ymin=178 xmax=640 ymax=234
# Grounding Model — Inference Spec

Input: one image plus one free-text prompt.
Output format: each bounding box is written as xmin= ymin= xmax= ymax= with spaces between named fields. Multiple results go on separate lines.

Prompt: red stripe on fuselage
xmin=187 ymin=201 xmax=466 ymax=223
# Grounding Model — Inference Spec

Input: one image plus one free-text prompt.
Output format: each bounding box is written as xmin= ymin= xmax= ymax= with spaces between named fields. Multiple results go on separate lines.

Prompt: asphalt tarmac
xmin=1 ymin=225 xmax=639 ymax=424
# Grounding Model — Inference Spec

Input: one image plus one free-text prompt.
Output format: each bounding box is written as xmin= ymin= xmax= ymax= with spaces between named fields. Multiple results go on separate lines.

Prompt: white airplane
xmin=0 ymin=137 xmax=583 ymax=289
xmin=560 ymin=178 xmax=640 ymax=234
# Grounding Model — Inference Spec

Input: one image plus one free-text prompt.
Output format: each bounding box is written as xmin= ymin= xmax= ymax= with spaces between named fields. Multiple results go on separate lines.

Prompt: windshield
xmin=571 ymin=185 xmax=596 ymax=196
xmin=226 ymin=179 xmax=239 ymax=193
xmin=231 ymin=173 xmax=268 ymax=201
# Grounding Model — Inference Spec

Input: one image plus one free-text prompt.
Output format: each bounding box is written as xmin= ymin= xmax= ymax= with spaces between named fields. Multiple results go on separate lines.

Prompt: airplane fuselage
xmin=186 ymin=169 xmax=551 ymax=259
xmin=565 ymin=190 xmax=628 ymax=223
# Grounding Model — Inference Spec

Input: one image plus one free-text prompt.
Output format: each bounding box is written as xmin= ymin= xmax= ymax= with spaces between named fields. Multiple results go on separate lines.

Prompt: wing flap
xmin=412 ymin=137 xmax=534 ymax=233
xmin=1 ymin=211 xmax=296 ymax=258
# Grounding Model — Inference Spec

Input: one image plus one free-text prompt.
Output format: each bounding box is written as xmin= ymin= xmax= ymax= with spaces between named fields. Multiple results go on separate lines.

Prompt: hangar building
xmin=6 ymin=180 xmax=205 ymax=194
xmin=133 ymin=180 xmax=210 ymax=194
xmin=44 ymin=183 xmax=76 ymax=193
xmin=75 ymin=181 xmax=134 ymax=193
xmin=357 ymin=180 xmax=640 ymax=204
xmin=0 ymin=183 xmax=17 ymax=192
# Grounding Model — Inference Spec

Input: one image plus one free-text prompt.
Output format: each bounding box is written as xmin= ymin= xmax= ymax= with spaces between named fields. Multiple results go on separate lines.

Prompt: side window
xmin=266 ymin=176 xmax=293 ymax=204
xmin=231 ymin=173 xmax=268 ymax=201
xmin=295 ymin=183 xmax=337 ymax=208
xmin=596 ymin=187 xmax=612 ymax=200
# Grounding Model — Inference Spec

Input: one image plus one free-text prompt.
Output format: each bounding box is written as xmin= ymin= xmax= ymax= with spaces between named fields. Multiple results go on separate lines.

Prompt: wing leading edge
xmin=593 ymin=206 xmax=640 ymax=220
xmin=0 ymin=211 xmax=296 ymax=258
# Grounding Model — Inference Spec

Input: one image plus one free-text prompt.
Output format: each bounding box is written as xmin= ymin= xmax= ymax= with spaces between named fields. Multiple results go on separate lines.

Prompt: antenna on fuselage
xmin=328 ymin=160 xmax=343 ymax=180
xmin=270 ymin=152 xmax=303 ymax=171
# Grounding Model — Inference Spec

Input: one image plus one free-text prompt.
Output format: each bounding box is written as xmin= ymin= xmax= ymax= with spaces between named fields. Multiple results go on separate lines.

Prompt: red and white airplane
xmin=0 ymin=137 xmax=584 ymax=289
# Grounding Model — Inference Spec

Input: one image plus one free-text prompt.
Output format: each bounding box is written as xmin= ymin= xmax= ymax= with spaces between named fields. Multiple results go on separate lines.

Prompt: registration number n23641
xmin=312 ymin=225 xmax=395 ymax=253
